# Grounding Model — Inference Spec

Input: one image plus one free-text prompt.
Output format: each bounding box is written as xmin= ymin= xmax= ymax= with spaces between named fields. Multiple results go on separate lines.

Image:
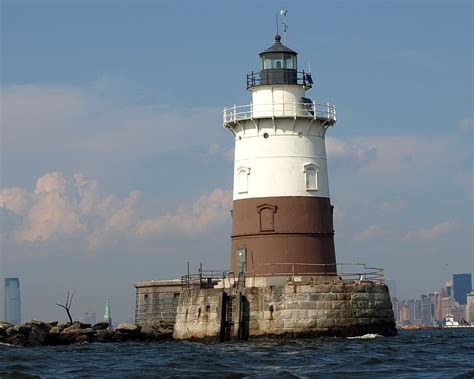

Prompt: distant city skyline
xmin=391 ymin=272 xmax=473 ymax=325
xmin=1 ymin=1 xmax=472 ymax=322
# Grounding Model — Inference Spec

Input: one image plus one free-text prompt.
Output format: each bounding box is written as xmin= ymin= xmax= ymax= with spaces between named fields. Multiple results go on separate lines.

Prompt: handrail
xmin=247 ymin=262 xmax=385 ymax=284
xmin=247 ymin=70 xmax=313 ymax=90
xmin=223 ymin=101 xmax=336 ymax=126
xmin=180 ymin=262 xmax=385 ymax=290
xmin=181 ymin=269 xmax=228 ymax=290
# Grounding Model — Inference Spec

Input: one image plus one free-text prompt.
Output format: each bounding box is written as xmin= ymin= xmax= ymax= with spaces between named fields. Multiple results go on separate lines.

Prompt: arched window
xmin=237 ymin=166 xmax=251 ymax=194
xmin=303 ymin=164 xmax=319 ymax=191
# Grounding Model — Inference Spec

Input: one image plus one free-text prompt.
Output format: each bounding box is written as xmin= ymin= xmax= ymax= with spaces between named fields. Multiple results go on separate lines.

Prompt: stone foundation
xmin=173 ymin=280 xmax=397 ymax=340
xmin=134 ymin=280 xmax=182 ymax=326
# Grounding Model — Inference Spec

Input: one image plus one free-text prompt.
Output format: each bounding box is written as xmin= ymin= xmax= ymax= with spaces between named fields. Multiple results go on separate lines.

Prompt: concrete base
xmin=173 ymin=280 xmax=397 ymax=340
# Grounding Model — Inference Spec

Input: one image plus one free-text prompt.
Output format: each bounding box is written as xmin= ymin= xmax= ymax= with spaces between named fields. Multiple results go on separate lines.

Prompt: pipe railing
xmin=181 ymin=262 xmax=385 ymax=290
xmin=223 ymin=101 xmax=336 ymax=125
xmin=246 ymin=262 xmax=385 ymax=284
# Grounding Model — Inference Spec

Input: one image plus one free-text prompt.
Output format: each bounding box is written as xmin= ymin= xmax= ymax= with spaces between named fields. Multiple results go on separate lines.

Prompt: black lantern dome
xmin=247 ymin=35 xmax=312 ymax=90
xmin=259 ymin=34 xmax=298 ymax=85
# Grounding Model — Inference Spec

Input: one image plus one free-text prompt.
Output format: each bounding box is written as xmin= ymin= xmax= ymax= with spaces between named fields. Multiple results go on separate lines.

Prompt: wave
xmin=0 ymin=342 xmax=18 ymax=347
xmin=347 ymin=333 xmax=384 ymax=340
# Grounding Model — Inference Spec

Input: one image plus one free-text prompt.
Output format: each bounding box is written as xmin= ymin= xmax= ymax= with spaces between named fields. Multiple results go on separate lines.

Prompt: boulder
xmin=7 ymin=324 xmax=31 ymax=336
xmin=0 ymin=321 xmax=13 ymax=330
xmin=95 ymin=329 xmax=115 ymax=343
xmin=93 ymin=322 xmax=110 ymax=330
xmin=62 ymin=322 xmax=91 ymax=333
xmin=116 ymin=323 xmax=141 ymax=333
xmin=139 ymin=323 xmax=173 ymax=341
xmin=24 ymin=320 xmax=52 ymax=346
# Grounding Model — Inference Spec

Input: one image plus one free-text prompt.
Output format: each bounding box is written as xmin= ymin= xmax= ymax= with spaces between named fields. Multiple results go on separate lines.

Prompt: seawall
xmin=173 ymin=280 xmax=397 ymax=340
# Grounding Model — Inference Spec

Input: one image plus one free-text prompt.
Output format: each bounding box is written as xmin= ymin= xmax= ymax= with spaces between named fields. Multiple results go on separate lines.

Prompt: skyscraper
xmin=4 ymin=278 xmax=21 ymax=324
xmin=420 ymin=294 xmax=430 ymax=325
xmin=453 ymin=273 xmax=472 ymax=305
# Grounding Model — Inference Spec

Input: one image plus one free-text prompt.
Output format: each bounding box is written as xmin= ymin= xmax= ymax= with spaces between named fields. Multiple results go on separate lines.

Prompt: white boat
xmin=443 ymin=315 xmax=474 ymax=328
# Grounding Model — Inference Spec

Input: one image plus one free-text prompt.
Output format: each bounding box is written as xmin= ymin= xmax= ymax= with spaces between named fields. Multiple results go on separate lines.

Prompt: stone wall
xmin=134 ymin=280 xmax=182 ymax=326
xmin=173 ymin=280 xmax=397 ymax=340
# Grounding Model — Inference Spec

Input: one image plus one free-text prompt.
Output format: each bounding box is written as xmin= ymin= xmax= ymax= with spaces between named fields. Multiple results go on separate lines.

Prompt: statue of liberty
xmin=103 ymin=299 xmax=112 ymax=329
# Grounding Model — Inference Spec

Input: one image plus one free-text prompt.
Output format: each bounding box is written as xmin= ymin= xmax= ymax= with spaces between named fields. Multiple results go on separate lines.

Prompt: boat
xmin=443 ymin=314 xmax=474 ymax=328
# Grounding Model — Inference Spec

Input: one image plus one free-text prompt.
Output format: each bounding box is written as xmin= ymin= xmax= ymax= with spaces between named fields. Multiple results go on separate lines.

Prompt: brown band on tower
xmin=231 ymin=196 xmax=336 ymax=276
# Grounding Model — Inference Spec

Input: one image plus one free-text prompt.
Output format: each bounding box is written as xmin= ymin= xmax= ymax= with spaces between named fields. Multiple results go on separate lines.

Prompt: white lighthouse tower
xmin=224 ymin=34 xmax=337 ymax=277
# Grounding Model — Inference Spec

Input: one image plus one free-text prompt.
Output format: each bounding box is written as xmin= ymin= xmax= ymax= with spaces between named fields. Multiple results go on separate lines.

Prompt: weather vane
xmin=280 ymin=10 xmax=288 ymax=45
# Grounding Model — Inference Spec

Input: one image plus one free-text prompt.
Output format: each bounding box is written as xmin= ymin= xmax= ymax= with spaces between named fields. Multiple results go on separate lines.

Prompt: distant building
xmin=4 ymin=278 xmax=21 ymax=324
xmin=428 ymin=292 xmax=439 ymax=323
xmin=420 ymin=294 xmax=430 ymax=325
xmin=399 ymin=301 xmax=409 ymax=325
xmin=414 ymin=299 xmax=421 ymax=325
xmin=466 ymin=291 xmax=474 ymax=323
xmin=445 ymin=280 xmax=453 ymax=297
xmin=407 ymin=299 xmax=415 ymax=324
xmin=437 ymin=287 xmax=446 ymax=320
xmin=440 ymin=297 xmax=453 ymax=319
xmin=453 ymin=273 xmax=472 ymax=305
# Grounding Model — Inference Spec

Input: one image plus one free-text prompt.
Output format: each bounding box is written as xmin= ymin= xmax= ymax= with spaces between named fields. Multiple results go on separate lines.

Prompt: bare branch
xmin=56 ymin=290 xmax=76 ymax=324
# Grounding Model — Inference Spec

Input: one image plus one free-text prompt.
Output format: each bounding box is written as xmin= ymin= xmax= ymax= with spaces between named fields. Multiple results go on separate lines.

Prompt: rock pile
xmin=0 ymin=320 xmax=173 ymax=346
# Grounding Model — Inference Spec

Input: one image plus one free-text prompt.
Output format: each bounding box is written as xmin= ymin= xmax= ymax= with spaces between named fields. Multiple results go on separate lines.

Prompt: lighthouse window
xmin=285 ymin=57 xmax=295 ymax=69
xmin=303 ymin=164 xmax=319 ymax=191
xmin=263 ymin=58 xmax=272 ymax=70
xmin=237 ymin=167 xmax=250 ymax=194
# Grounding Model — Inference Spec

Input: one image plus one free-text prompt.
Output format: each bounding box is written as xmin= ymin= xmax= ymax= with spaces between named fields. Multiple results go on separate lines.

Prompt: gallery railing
xmin=223 ymin=101 xmax=336 ymax=126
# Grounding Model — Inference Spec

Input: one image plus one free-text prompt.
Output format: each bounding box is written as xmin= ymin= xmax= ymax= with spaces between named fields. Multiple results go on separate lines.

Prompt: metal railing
xmin=247 ymin=262 xmax=385 ymax=284
xmin=223 ymin=101 xmax=336 ymax=126
xmin=180 ymin=262 xmax=385 ymax=290
xmin=246 ymin=70 xmax=313 ymax=90
xmin=181 ymin=269 xmax=228 ymax=290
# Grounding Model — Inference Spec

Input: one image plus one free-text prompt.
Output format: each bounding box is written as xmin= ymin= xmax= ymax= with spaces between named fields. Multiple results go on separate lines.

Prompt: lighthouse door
xmin=272 ymin=87 xmax=284 ymax=116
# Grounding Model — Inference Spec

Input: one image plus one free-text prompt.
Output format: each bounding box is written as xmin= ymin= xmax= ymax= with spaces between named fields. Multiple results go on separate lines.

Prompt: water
xmin=1 ymin=329 xmax=473 ymax=378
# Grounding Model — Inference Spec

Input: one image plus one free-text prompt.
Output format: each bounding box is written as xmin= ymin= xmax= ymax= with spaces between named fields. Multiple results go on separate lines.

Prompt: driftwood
xmin=56 ymin=291 xmax=75 ymax=324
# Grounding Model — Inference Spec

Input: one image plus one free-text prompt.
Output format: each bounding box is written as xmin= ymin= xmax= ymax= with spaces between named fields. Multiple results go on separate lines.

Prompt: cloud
xmin=404 ymin=221 xmax=456 ymax=243
xmin=135 ymin=188 xmax=232 ymax=238
xmin=353 ymin=224 xmax=387 ymax=241
xmin=0 ymin=187 xmax=30 ymax=214
xmin=326 ymin=137 xmax=376 ymax=165
xmin=88 ymin=191 xmax=142 ymax=250
xmin=20 ymin=188 xmax=86 ymax=243
xmin=1 ymin=83 xmax=220 ymax=156
xmin=458 ymin=117 xmax=473 ymax=131
xmin=1 ymin=171 xmax=231 ymax=252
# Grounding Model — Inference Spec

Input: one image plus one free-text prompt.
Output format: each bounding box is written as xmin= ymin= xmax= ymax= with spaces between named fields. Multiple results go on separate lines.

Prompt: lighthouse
xmin=224 ymin=35 xmax=337 ymax=278
xmin=149 ymin=30 xmax=396 ymax=340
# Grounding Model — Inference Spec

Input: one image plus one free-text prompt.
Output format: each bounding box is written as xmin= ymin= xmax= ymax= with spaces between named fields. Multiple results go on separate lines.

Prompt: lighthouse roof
xmin=259 ymin=34 xmax=297 ymax=56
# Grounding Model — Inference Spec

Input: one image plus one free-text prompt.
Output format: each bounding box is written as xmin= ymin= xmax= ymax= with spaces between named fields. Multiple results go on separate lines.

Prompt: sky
xmin=0 ymin=0 xmax=472 ymax=323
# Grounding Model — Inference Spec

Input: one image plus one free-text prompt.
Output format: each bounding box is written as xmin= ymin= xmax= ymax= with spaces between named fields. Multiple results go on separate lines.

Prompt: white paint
xmin=251 ymin=85 xmax=306 ymax=118
xmin=227 ymin=82 xmax=336 ymax=201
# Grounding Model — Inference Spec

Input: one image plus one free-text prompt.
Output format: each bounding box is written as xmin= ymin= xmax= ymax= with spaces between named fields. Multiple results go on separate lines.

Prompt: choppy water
xmin=1 ymin=329 xmax=473 ymax=378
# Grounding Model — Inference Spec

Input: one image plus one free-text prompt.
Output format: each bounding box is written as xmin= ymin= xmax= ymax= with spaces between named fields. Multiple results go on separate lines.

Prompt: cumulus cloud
xmin=353 ymin=224 xmax=387 ymax=241
xmin=135 ymin=188 xmax=232 ymax=238
xmin=0 ymin=187 xmax=30 ymax=214
xmin=88 ymin=191 xmax=142 ymax=250
xmin=20 ymin=188 xmax=85 ymax=243
xmin=326 ymin=137 xmax=376 ymax=165
xmin=1 ymin=172 xmax=231 ymax=251
xmin=404 ymin=221 xmax=456 ymax=243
